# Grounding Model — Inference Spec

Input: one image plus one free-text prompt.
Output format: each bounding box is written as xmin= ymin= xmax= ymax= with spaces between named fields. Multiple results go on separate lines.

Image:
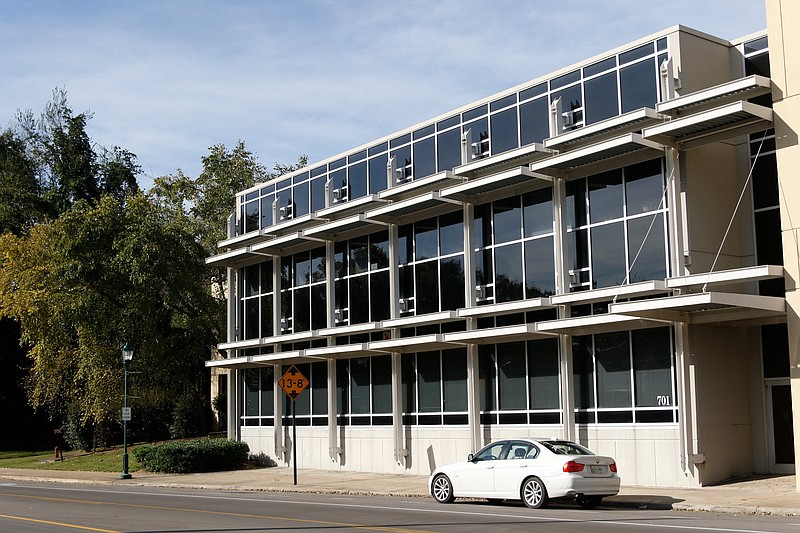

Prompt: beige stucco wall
xmin=766 ymin=0 xmax=800 ymax=490
xmin=691 ymin=324 xmax=757 ymax=484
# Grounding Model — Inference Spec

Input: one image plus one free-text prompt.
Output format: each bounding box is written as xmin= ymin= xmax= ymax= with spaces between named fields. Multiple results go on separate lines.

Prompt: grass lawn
xmin=0 ymin=446 xmax=141 ymax=472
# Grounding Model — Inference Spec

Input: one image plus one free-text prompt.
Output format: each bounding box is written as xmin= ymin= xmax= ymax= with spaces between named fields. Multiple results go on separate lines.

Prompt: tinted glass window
xmin=370 ymin=231 xmax=389 ymax=270
xmin=620 ymin=43 xmax=652 ymax=65
xmin=525 ymin=236 xmax=555 ymax=297
xmin=620 ymin=60 xmax=657 ymax=113
xmin=632 ymin=327 xmax=672 ymax=406
xmin=245 ymin=200 xmax=259 ymax=233
xmin=625 ymin=159 xmax=663 ymax=214
xmin=596 ymin=331 xmax=631 ymax=408
xmin=528 ymin=338 xmax=559 ymax=409
xmin=520 ymin=97 xmax=549 ymax=145
xmin=495 ymin=243 xmax=523 ymax=302
xmin=551 ymin=69 xmax=580 ymax=89
xmin=349 ymin=276 xmax=368 ymax=324
xmin=552 ymin=84 xmax=583 ymax=125
xmin=413 ymin=136 xmax=436 ymax=179
xmin=437 ymin=127 xmax=462 ymax=171
xmin=398 ymin=224 xmax=413 ymax=265
xmin=311 ymin=285 xmax=326 ymax=330
xmin=244 ymin=298 xmax=259 ymax=339
xmin=294 ymin=252 xmax=310 ymax=286
xmin=584 ymin=56 xmax=616 ymax=77
xmin=261 ymin=294 xmax=273 ymax=337
xmin=490 ymin=107 xmax=519 ymax=154
xmin=350 ymin=358 xmax=370 ymax=414
xmin=439 ymin=211 xmax=464 ymax=255
xmin=372 ymin=355 xmax=392 ymax=413
xmin=415 ymin=261 xmax=439 ymax=314
xmin=762 ymin=323 xmax=789 ymax=378
xmin=520 ymin=82 xmax=546 ymax=101
xmin=369 ymin=153 xmax=388 ymax=194
xmin=573 ymin=336 xmax=594 ymax=408
xmin=493 ymin=197 xmax=521 ymax=244
xmin=310 ymin=176 xmax=326 ymax=212
xmin=349 ymin=162 xmax=367 ymax=199
xmin=293 ymin=287 xmax=310 ymax=332
xmin=463 ymin=105 xmax=487 ymax=121
xmin=752 ymin=153 xmax=778 ymax=209
xmin=415 ymin=219 xmax=438 ymax=260
xmin=589 ymin=169 xmax=624 ymax=223
xmin=497 ymin=342 xmax=526 ymax=409
xmin=350 ymin=237 xmax=369 ymax=274
xmin=591 ymin=222 xmax=626 ymax=287
xmin=442 ymin=348 xmax=467 ymax=411
xmin=418 ymin=351 xmax=441 ymax=412
xmin=627 ymin=214 xmax=666 ymax=282
xmin=478 ymin=346 xmax=496 ymax=411
xmin=370 ymin=271 xmax=390 ymax=321
xmin=584 ymin=72 xmax=619 ymax=124
xmin=566 ymin=180 xmax=587 ymax=229
xmin=523 ymin=188 xmax=553 ymax=237
xmin=440 ymin=256 xmax=465 ymax=310
xmin=293 ymin=181 xmax=309 ymax=216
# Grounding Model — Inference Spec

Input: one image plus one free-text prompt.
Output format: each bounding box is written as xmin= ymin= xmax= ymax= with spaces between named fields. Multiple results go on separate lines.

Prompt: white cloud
xmin=0 ymin=0 xmax=766 ymax=189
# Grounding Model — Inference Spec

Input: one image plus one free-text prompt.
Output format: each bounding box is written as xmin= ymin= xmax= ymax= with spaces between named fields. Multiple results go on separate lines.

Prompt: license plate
xmin=590 ymin=465 xmax=605 ymax=474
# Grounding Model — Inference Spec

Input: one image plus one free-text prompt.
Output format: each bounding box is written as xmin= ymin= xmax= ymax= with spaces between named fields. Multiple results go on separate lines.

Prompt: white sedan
xmin=429 ymin=439 xmax=619 ymax=509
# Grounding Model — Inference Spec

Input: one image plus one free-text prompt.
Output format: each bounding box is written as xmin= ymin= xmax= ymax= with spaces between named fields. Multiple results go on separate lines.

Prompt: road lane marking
xmin=3 ymin=485 xmax=789 ymax=533
xmin=0 ymin=493 xmax=437 ymax=533
xmin=0 ymin=513 xmax=121 ymax=532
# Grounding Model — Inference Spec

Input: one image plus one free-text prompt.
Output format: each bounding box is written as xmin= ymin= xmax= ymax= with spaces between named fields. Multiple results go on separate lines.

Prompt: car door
xmin=458 ymin=441 xmax=508 ymax=496
xmin=493 ymin=441 xmax=538 ymax=497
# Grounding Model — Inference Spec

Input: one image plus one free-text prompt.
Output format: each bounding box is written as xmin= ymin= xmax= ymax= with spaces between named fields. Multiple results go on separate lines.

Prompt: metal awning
xmin=206 ymin=247 xmax=266 ymax=267
xmin=382 ymin=310 xmax=460 ymax=329
xmin=217 ymin=229 xmax=269 ymax=250
xmin=316 ymin=194 xmax=386 ymax=219
xmin=440 ymin=166 xmax=552 ymax=203
xmin=657 ymin=75 xmax=772 ymax=116
xmin=318 ymin=321 xmax=386 ymax=337
xmin=457 ymin=297 xmax=551 ymax=318
xmin=302 ymin=214 xmax=385 ymax=240
xmin=545 ymin=108 xmax=664 ymax=150
xmin=204 ymin=355 xmax=250 ymax=369
xmin=529 ymin=133 xmax=663 ymax=177
xmin=304 ymin=343 xmax=385 ymax=359
xmin=549 ymin=280 xmax=669 ymax=305
xmin=444 ymin=324 xmax=555 ymax=344
xmin=250 ymin=350 xmax=315 ymax=365
xmin=249 ymin=231 xmax=324 ymax=254
xmin=536 ymin=313 xmax=668 ymax=335
xmin=379 ymin=170 xmax=463 ymax=201
xmin=260 ymin=213 xmax=320 ymax=238
xmin=260 ymin=330 xmax=321 ymax=346
xmin=367 ymin=334 xmax=462 ymax=353
xmin=642 ymin=101 xmax=772 ymax=149
xmin=453 ymin=143 xmax=553 ymax=178
xmin=365 ymin=191 xmax=461 ymax=223
xmin=666 ymin=264 xmax=784 ymax=289
xmin=608 ymin=292 xmax=785 ymax=325
xmin=217 ymin=338 xmax=262 ymax=351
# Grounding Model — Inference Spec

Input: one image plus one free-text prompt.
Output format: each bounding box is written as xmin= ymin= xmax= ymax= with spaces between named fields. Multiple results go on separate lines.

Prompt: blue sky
xmin=1 ymin=0 xmax=766 ymax=189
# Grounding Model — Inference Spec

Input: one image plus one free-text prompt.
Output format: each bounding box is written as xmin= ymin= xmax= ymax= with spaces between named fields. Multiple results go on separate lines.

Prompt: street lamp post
xmin=120 ymin=343 xmax=133 ymax=480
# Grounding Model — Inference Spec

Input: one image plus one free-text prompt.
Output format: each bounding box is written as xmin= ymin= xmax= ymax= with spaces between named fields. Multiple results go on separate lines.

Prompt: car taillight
xmin=563 ymin=460 xmax=584 ymax=473
xmin=609 ymin=462 xmax=617 ymax=473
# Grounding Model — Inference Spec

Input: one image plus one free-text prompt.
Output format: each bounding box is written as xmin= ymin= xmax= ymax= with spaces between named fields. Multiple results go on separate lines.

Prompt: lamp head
xmin=122 ymin=342 xmax=133 ymax=362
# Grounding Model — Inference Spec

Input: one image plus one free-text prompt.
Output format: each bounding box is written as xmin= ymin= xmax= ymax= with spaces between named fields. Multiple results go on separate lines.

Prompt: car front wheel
xmin=431 ymin=474 xmax=455 ymax=503
xmin=521 ymin=476 xmax=549 ymax=509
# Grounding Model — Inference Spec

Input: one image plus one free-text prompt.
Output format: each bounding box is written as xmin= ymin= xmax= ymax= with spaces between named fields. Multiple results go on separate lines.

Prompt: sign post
xmin=278 ymin=365 xmax=309 ymax=485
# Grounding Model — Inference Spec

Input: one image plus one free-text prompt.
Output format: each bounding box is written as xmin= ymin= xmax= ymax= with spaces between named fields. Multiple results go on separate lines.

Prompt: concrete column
xmin=766 ymin=0 xmax=800 ymax=488
xmin=553 ymin=176 xmax=575 ymax=441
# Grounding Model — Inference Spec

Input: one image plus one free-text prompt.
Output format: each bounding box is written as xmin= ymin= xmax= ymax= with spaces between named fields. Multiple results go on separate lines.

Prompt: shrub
xmin=132 ymin=438 xmax=249 ymax=473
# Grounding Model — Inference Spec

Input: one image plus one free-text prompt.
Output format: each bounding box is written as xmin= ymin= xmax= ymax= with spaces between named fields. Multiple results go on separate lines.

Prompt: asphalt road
xmin=1 ymin=481 xmax=800 ymax=533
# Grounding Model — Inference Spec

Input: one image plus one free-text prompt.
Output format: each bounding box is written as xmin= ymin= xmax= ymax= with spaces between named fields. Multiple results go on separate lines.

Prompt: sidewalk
xmin=0 ymin=467 xmax=798 ymax=516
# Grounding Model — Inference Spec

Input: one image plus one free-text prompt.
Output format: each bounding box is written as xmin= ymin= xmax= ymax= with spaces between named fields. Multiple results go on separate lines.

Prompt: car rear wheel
xmin=576 ymin=495 xmax=603 ymax=509
xmin=431 ymin=474 xmax=455 ymax=503
xmin=521 ymin=476 xmax=549 ymax=509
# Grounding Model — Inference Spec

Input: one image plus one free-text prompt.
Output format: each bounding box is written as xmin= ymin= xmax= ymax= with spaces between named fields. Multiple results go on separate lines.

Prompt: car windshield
xmin=540 ymin=441 xmax=594 ymax=455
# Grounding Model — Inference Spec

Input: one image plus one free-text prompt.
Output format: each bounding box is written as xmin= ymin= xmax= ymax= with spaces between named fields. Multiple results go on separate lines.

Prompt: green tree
xmin=0 ymin=194 xmax=220 ymax=441
xmin=0 ymin=130 xmax=44 ymax=235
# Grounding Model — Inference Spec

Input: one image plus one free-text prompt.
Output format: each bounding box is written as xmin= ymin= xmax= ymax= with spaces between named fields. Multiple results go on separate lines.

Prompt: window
xmin=402 ymin=348 xmax=468 ymax=425
xmin=335 ymin=231 xmax=391 ymax=325
xmin=479 ymin=340 xmax=561 ymax=425
xmin=573 ymin=327 xmax=676 ymax=424
xmin=239 ymin=261 xmax=274 ymax=340
xmin=566 ymin=159 xmax=667 ymax=291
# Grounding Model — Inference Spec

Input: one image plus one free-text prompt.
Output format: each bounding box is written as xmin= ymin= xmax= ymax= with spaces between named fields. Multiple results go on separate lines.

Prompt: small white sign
xmin=122 ymin=407 xmax=132 ymax=421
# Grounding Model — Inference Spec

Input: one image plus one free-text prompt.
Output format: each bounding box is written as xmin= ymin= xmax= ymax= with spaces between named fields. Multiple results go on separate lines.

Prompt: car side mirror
xmin=467 ymin=453 xmax=475 ymax=462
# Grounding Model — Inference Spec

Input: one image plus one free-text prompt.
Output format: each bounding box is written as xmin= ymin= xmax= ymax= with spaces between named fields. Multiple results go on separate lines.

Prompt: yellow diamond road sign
xmin=278 ymin=365 xmax=309 ymax=400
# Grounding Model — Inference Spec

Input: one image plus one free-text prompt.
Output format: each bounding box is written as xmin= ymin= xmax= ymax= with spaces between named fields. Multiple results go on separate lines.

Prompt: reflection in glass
xmin=595 ymin=331 xmax=631 ymax=408
xmin=523 ymin=188 xmax=553 ymax=237
xmin=591 ymin=222 xmax=626 ymax=288
xmin=620 ymin=59 xmax=657 ymax=113
xmin=440 ymin=256 xmax=465 ymax=310
xmin=349 ymin=276 xmax=368 ymax=324
xmin=625 ymin=159 xmax=663 ymax=214
xmin=588 ymin=169 xmax=623 ymax=223
xmin=348 ymin=162 xmax=367 ymax=200
xmin=370 ymin=271 xmax=390 ymax=321
xmin=413 ymin=137 xmax=436 ymax=179
xmin=415 ymin=218 xmax=438 ymax=260
xmin=369 ymin=154 xmax=388 ymax=194
xmin=418 ymin=352 xmax=442 ymax=412
xmin=437 ymin=128 xmax=462 ymax=172
xmin=584 ymin=72 xmax=619 ymax=125
xmin=632 ymin=327 xmax=672 ymax=407
xmin=627 ymin=214 xmax=666 ymax=283
xmin=525 ymin=237 xmax=555 ymax=297
xmin=490 ymin=107 xmax=519 ymax=155
xmin=528 ymin=339 xmax=559 ymax=409
xmin=439 ymin=211 xmax=464 ymax=255
xmin=495 ymin=243 xmax=523 ymax=302
xmin=415 ymin=261 xmax=439 ymax=314
xmin=293 ymin=287 xmax=310 ymax=332
xmin=520 ymin=97 xmax=549 ymax=146
xmin=497 ymin=342 xmax=526 ymax=410
xmin=493 ymin=197 xmax=521 ymax=244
